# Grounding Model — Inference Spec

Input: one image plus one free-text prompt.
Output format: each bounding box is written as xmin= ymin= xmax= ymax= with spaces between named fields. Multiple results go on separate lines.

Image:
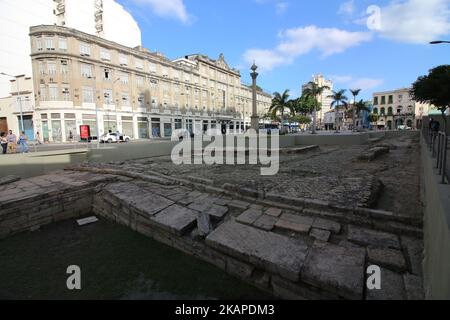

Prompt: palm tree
xmin=354 ymin=99 xmax=371 ymax=131
xmin=269 ymin=90 xmax=295 ymax=127
xmin=303 ymin=82 xmax=330 ymax=134
xmin=350 ymin=89 xmax=361 ymax=131
xmin=328 ymin=89 xmax=349 ymax=133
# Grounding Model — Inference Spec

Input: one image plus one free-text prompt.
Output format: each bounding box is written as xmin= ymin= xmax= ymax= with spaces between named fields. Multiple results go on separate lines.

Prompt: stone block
xmin=206 ymin=220 xmax=308 ymax=281
xmin=366 ymin=268 xmax=406 ymax=300
xmin=228 ymin=200 xmax=251 ymax=210
xmin=312 ymin=218 xmax=341 ymax=234
xmin=403 ymin=273 xmax=424 ymax=300
xmin=301 ymin=241 xmax=366 ymax=300
xmin=197 ymin=212 xmax=213 ymax=237
xmin=347 ymin=225 xmax=401 ymax=249
xmin=265 ymin=207 xmax=282 ymax=217
xmin=367 ymin=247 xmax=407 ymax=272
xmin=401 ymin=236 xmax=423 ymax=276
xmin=236 ymin=209 xmax=263 ymax=226
xmin=151 ymin=204 xmax=197 ymax=236
xmin=253 ymin=215 xmax=278 ymax=231
xmin=226 ymin=257 xmax=255 ymax=279
xmin=275 ymin=219 xmax=311 ymax=234
xmin=309 ymin=228 xmax=331 ymax=242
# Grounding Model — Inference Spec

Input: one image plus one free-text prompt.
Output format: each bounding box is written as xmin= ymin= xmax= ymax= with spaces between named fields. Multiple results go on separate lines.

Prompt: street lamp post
xmin=88 ymin=76 xmax=100 ymax=149
xmin=430 ymin=41 xmax=450 ymax=44
xmin=1 ymin=72 xmax=24 ymax=133
xmin=250 ymin=63 xmax=259 ymax=131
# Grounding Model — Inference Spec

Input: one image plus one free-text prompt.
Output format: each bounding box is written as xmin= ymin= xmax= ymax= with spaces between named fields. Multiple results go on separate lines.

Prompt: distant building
xmin=0 ymin=76 xmax=35 ymax=137
xmin=372 ymin=88 xmax=416 ymax=130
xmin=301 ymin=74 xmax=333 ymax=128
xmin=29 ymin=25 xmax=272 ymax=142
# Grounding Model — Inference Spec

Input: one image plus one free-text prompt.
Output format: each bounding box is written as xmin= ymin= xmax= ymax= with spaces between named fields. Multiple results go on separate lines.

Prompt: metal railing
xmin=425 ymin=127 xmax=449 ymax=184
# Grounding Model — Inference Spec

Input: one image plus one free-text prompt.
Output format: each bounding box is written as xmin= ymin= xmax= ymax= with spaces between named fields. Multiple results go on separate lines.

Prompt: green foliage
xmin=410 ymin=65 xmax=450 ymax=118
xmin=328 ymin=89 xmax=349 ymax=110
xmin=291 ymin=115 xmax=312 ymax=124
xmin=270 ymin=90 xmax=296 ymax=120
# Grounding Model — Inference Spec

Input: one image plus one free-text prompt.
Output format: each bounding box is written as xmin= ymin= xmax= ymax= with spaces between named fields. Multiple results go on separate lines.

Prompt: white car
xmin=100 ymin=132 xmax=131 ymax=143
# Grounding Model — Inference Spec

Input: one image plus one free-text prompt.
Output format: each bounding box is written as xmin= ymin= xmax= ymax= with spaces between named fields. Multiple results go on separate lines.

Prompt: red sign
xmin=80 ymin=125 xmax=90 ymax=140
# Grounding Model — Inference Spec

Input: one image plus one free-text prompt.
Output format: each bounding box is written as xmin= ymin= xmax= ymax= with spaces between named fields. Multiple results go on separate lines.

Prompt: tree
xmin=303 ymin=82 xmax=330 ymax=134
xmin=296 ymin=95 xmax=322 ymax=115
xmin=350 ymin=89 xmax=362 ymax=131
xmin=270 ymin=90 xmax=295 ymax=124
xmin=411 ymin=65 xmax=450 ymax=133
xmin=354 ymin=99 xmax=371 ymax=131
xmin=290 ymin=114 xmax=312 ymax=125
xmin=328 ymin=89 xmax=349 ymax=133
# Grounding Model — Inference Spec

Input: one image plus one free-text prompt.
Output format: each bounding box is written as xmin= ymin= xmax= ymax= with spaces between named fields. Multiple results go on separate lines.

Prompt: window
xmin=104 ymin=89 xmax=113 ymax=103
xmin=38 ymin=61 xmax=46 ymax=75
xmin=80 ymin=64 xmax=93 ymax=78
xmin=60 ymin=60 xmax=68 ymax=74
xmin=100 ymin=48 xmax=111 ymax=61
xmin=45 ymin=37 xmax=55 ymax=50
xmin=162 ymin=67 xmax=168 ymax=77
xmin=82 ymin=86 xmax=94 ymax=103
xmin=80 ymin=42 xmax=91 ymax=56
xmin=119 ymin=72 xmax=129 ymax=85
xmin=136 ymin=75 xmax=144 ymax=87
xmin=40 ymin=84 xmax=47 ymax=101
xmin=138 ymin=94 xmax=145 ymax=108
xmin=121 ymin=93 xmax=130 ymax=106
xmin=103 ymin=68 xmax=111 ymax=81
xmin=47 ymin=62 xmax=57 ymax=75
xmin=151 ymin=97 xmax=158 ymax=108
xmin=388 ymin=95 xmax=393 ymax=104
xmin=381 ymin=96 xmax=386 ymax=105
xmin=119 ymin=54 xmax=128 ymax=66
xmin=135 ymin=58 xmax=144 ymax=70
xmin=62 ymin=88 xmax=70 ymax=101
xmin=373 ymin=97 xmax=379 ymax=105
xmin=59 ymin=38 xmax=67 ymax=51
xmin=381 ymin=107 xmax=386 ymax=115
xmin=36 ymin=38 xmax=43 ymax=51
xmin=49 ymin=85 xmax=58 ymax=101
xmin=149 ymin=63 xmax=156 ymax=73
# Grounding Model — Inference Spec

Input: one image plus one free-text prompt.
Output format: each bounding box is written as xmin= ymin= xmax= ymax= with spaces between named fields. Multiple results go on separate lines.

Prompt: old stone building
xmin=372 ymin=88 xmax=416 ymax=130
xmin=29 ymin=25 xmax=272 ymax=142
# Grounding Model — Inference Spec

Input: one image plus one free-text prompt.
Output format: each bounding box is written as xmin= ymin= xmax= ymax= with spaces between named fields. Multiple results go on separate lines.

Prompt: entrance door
xmin=0 ymin=117 xmax=7 ymax=133
xmin=19 ymin=116 xmax=34 ymax=139
xmin=42 ymin=121 xmax=49 ymax=142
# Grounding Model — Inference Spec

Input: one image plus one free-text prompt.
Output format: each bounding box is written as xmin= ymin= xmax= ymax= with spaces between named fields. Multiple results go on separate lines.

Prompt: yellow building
xmin=29 ymin=25 xmax=272 ymax=142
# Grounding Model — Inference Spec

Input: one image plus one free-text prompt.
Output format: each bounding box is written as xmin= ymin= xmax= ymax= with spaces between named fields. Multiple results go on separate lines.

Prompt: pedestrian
xmin=0 ymin=132 xmax=8 ymax=154
xmin=69 ymin=130 xmax=74 ymax=142
xmin=430 ymin=118 xmax=440 ymax=134
xmin=17 ymin=131 xmax=29 ymax=153
xmin=6 ymin=130 xmax=17 ymax=154
xmin=35 ymin=131 xmax=43 ymax=145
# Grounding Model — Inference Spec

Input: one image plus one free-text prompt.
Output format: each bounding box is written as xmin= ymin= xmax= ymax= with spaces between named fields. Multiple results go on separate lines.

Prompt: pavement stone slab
xmin=348 ymin=225 xmax=401 ymax=249
xmin=312 ymin=218 xmax=342 ymax=234
xmin=236 ymin=209 xmax=263 ymax=226
xmin=301 ymin=241 xmax=366 ymax=300
xmin=367 ymin=247 xmax=407 ymax=272
xmin=265 ymin=207 xmax=283 ymax=217
xmin=205 ymin=204 xmax=229 ymax=220
xmin=206 ymin=220 xmax=308 ymax=281
xmin=151 ymin=204 xmax=198 ymax=236
xmin=228 ymin=200 xmax=251 ymax=210
xmin=275 ymin=219 xmax=311 ymax=234
xmin=253 ymin=215 xmax=278 ymax=231
xmin=310 ymin=228 xmax=331 ymax=242
xmin=401 ymin=236 xmax=423 ymax=276
xmin=366 ymin=268 xmax=406 ymax=300
xmin=403 ymin=273 xmax=424 ymax=300
xmin=280 ymin=213 xmax=315 ymax=227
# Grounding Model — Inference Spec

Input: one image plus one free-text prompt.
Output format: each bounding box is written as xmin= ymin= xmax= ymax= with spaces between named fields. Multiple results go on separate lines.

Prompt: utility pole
xmin=250 ymin=63 xmax=259 ymax=131
xmin=88 ymin=76 xmax=100 ymax=149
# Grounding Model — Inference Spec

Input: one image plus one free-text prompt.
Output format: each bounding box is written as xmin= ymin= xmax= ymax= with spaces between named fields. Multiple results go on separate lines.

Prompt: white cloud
xmin=276 ymin=2 xmax=289 ymax=15
xmin=338 ymin=0 xmax=355 ymax=15
xmin=366 ymin=0 xmax=450 ymax=44
xmin=130 ymin=0 xmax=191 ymax=24
xmin=331 ymin=75 xmax=384 ymax=92
xmin=244 ymin=26 xmax=372 ymax=71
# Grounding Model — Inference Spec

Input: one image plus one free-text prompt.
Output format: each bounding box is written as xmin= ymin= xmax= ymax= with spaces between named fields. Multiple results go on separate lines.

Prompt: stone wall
xmin=421 ymin=135 xmax=450 ymax=299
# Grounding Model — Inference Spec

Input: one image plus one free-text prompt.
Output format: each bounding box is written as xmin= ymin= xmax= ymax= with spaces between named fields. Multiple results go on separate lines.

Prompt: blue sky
xmin=117 ymin=0 xmax=450 ymax=100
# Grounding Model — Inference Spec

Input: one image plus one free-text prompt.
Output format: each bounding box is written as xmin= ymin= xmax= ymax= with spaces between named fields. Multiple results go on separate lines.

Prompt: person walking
xmin=17 ymin=131 xmax=29 ymax=153
xmin=6 ymin=130 xmax=17 ymax=154
xmin=0 ymin=132 xmax=8 ymax=154
xmin=35 ymin=131 xmax=43 ymax=145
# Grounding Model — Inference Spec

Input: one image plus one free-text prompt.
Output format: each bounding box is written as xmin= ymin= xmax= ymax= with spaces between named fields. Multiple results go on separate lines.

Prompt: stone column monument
xmin=250 ymin=63 xmax=260 ymax=131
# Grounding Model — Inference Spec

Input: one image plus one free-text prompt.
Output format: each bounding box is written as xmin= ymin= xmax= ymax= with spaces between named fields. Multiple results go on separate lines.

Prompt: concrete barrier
xmin=421 ymin=135 xmax=450 ymax=299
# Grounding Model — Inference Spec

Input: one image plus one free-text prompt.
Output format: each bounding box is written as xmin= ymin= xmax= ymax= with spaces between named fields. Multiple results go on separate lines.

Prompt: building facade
xmin=29 ymin=25 xmax=272 ymax=142
xmin=0 ymin=76 xmax=35 ymax=137
xmin=372 ymin=88 xmax=416 ymax=130
xmin=301 ymin=74 xmax=334 ymax=128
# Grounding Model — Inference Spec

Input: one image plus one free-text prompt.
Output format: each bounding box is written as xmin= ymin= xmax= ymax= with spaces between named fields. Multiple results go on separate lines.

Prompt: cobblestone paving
xmin=78 ymin=134 xmax=421 ymax=218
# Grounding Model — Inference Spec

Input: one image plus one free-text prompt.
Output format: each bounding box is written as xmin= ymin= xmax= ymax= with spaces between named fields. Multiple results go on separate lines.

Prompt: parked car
xmin=100 ymin=132 xmax=131 ymax=143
